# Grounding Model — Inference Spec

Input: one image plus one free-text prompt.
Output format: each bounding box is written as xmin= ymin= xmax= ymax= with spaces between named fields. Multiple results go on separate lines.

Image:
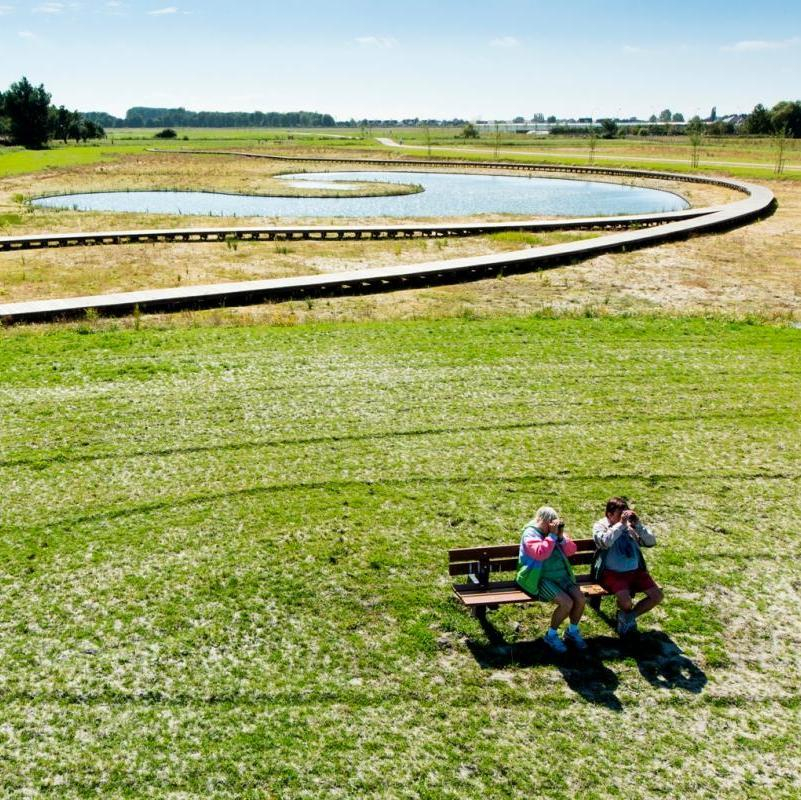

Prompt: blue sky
xmin=1 ymin=1 xmax=799 ymax=120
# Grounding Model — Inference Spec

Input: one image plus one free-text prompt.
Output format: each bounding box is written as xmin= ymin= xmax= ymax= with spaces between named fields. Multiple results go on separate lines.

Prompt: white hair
xmin=534 ymin=506 xmax=559 ymax=525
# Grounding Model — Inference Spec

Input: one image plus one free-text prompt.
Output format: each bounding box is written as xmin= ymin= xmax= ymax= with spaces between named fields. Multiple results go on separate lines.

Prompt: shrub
xmin=154 ymin=128 xmax=177 ymax=139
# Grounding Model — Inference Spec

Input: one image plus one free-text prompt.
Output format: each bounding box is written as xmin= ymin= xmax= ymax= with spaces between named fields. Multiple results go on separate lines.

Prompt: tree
xmin=461 ymin=123 xmax=479 ymax=139
xmin=689 ymin=130 xmax=703 ymax=168
xmin=708 ymin=120 xmax=734 ymax=136
xmin=68 ymin=111 xmax=84 ymax=143
xmin=154 ymin=128 xmax=178 ymax=139
xmin=659 ymin=108 xmax=672 ymax=122
xmin=774 ymin=129 xmax=788 ymax=175
xmin=0 ymin=90 xmax=7 ymax=136
xmin=3 ymin=76 xmax=51 ymax=148
xmin=648 ymin=114 xmax=658 ymax=123
xmin=83 ymin=120 xmax=104 ymax=141
xmin=598 ymin=118 xmax=618 ymax=139
xmin=744 ymin=104 xmax=773 ymax=135
xmin=770 ymin=100 xmax=801 ymax=139
xmin=671 ymin=112 xmax=684 ymax=123
xmin=49 ymin=105 xmax=77 ymax=144
xmin=686 ymin=116 xmax=705 ymax=135
xmin=587 ymin=128 xmax=598 ymax=163
xmin=512 ymin=116 xmax=525 ymax=124
xmin=709 ymin=106 xmax=717 ymax=122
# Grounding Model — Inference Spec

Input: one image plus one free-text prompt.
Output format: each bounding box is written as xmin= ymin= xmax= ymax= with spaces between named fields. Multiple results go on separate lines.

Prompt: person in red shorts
xmin=592 ymin=497 xmax=663 ymax=636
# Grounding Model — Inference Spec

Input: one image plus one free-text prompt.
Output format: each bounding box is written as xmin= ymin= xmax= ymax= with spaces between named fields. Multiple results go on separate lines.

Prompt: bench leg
xmin=472 ymin=605 xmax=487 ymax=622
xmin=588 ymin=594 xmax=603 ymax=612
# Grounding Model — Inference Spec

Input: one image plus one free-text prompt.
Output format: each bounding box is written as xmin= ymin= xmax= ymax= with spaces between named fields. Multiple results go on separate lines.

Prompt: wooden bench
xmin=449 ymin=538 xmax=608 ymax=620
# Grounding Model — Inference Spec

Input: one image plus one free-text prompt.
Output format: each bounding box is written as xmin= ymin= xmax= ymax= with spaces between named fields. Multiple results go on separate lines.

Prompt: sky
xmin=1 ymin=1 xmax=800 ymax=121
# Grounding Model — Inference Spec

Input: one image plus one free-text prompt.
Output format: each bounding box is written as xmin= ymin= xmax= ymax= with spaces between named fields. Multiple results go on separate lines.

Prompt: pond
xmin=32 ymin=170 xmax=689 ymax=218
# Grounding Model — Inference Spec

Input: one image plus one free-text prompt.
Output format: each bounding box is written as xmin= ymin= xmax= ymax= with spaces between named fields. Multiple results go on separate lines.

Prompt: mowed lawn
xmin=1 ymin=315 xmax=800 ymax=799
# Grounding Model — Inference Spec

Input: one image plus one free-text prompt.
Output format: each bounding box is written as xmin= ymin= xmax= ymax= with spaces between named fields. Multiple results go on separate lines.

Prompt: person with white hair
xmin=516 ymin=506 xmax=587 ymax=653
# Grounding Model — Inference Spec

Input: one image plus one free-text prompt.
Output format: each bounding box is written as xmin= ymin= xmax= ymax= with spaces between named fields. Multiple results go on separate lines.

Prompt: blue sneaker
xmin=564 ymin=628 xmax=588 ymax=650
xmin=543 ymin=629 xmax=568 ymax=654
xmin=617 ymin=611 xmax=638 ymax=636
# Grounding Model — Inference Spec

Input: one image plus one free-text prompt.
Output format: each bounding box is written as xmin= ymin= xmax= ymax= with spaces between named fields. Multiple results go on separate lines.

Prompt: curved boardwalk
xmin=0 ymin=210 xmax=709 ymax=253
xmin=0 ymin=158 xmax=775 ymax=324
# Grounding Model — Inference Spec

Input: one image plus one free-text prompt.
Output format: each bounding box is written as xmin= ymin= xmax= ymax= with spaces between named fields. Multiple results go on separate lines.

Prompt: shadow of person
xmin=555 ymin=649 xmax=622 ymax=711
xmin=588 ymin=631 xmax=708 ymax=693
xmin=465 ymin=617 xmax=623 ymax=711
xmin=627 ymin=630 xmax=708 ymax=693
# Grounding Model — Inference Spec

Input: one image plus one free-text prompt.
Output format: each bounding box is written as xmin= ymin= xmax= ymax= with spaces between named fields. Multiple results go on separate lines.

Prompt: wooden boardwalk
xmin=0 ymin=209 xmax=709 ymax=252
xmin=0 ymin=161 xmax=774 ymax=324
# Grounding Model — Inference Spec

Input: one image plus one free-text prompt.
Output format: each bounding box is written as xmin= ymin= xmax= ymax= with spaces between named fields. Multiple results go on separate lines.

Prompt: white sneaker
xmin=564 ymin=628 xmax=588 ymax=650
xmin=543 ymin=629 xmax=568 ymax=654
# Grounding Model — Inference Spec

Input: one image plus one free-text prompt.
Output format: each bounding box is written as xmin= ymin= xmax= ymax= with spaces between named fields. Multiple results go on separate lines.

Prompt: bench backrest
xmin=448 ymin=539 xmax=596 ymax=587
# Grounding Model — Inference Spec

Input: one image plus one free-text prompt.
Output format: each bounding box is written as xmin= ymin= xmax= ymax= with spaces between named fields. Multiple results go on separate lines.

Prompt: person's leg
xmin=614 ymin=589 xmax=635 ymax=634
xmin=567 ymin=585 xmax=586 ymax=624
xmin=550 ymin=590 xmax=574 ymax=629
xmin=632 ymin=585 xmax=664 ymax=618
xmin=615 ymin=590 xmax=634 ymax=614
xmin=563 ymin=586 xmax=588 ymax=649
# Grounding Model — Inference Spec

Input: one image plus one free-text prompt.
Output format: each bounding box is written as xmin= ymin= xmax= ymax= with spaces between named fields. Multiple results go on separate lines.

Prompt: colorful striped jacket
xmin=516 ymin=522 xmax=577 ymax=597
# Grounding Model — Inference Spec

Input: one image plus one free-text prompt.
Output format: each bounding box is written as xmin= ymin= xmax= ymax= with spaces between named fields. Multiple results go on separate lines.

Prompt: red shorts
xmin=600 ymin=568 xmax=657 ymax=596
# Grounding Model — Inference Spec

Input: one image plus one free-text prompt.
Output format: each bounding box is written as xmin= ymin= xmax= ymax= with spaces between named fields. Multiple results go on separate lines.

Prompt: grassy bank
xmin=1 ymin=315 xmax=799 ymax=798
xmin=3 ymin=127 xmax=799 ymax=182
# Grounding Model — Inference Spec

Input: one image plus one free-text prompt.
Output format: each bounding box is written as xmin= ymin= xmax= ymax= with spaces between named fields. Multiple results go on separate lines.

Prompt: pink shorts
xmin=600 ymin=568 xmax=657 ymax=596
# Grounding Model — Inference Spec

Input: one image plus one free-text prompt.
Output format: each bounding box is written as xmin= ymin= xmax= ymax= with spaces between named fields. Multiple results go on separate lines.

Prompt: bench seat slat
xmin=452 ymin=575 xmax=608 ymax=607
xmin=453 ymin=584 xmax=531 ymax=606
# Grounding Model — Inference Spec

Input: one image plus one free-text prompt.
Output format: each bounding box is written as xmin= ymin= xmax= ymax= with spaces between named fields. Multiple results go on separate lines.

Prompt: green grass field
xmin=2 ymin=315 xmax=800 ymax=798
xmin=2 ymin=127 xmax=799 ymax=182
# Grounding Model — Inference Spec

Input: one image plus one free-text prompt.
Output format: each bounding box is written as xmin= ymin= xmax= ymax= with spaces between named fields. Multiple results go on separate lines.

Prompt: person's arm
xmin=558 ymin=533 xmax=578 ymax=557
xmin=521 ymin=527 xmax=558 ymax=560
xmin=632 ymin=522 xmax=656 ymax=547
xmin=592 ymin=520 xmax=625 ymax=549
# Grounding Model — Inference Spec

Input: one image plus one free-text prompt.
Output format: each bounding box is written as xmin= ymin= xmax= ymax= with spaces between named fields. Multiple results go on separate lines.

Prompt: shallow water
xmin=33 ymin=170 xmax=689 ymax=218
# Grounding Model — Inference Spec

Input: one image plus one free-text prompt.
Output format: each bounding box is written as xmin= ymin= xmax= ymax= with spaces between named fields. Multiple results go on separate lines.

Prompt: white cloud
xmin=33 ymin=2 xmax=64 ymax=13
xmin=355 ymin=36 xmax=397 ymax=48
xmin=622 ymin=44 xmax=645 ymax=54
xmin=0 ymin=5 xmax=15 ymax=15
xmin=18 ymin=30 xmax=37 ymax=38
xmin=722 ymin=36 xmax=801 ymax=52
xmin=147 ymin=5 xmax=177 ymax=14
xmin=489 ymin=36 xmax=520 ymax=48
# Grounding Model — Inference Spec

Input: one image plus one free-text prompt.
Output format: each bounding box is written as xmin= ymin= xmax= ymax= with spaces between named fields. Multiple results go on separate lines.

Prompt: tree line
xmin=0 ymin=77 xmax=105 ymax=149
xmin=546 ymin=101 xmax=801 ymax=140
xmin=86 ymin=107 xmax=336 ymax=129
xmin=738 ymin=101 xmax=801 ymax=137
